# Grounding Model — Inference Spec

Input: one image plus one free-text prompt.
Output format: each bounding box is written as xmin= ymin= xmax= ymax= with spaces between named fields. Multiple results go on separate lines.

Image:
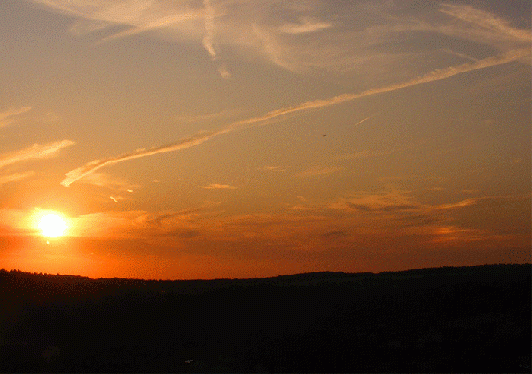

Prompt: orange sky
xmin=0 ymin=0 xmax=530 ymax=279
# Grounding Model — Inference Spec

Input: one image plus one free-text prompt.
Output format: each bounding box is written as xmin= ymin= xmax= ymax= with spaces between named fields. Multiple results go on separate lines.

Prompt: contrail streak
xmin=61 ymin=48 xmax=529 ymax=187
xmin=61 ymin=131 xmax=224 ymax=187
xmin=352 ymin=116 xmax=373 ymax=127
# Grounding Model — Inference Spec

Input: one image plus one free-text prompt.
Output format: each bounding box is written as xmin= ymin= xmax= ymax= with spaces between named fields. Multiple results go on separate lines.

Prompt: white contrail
xmin=61 ymin=48 xmax=529 ymax=187
xmin=351 ymin=116 xmax=373 ymax=127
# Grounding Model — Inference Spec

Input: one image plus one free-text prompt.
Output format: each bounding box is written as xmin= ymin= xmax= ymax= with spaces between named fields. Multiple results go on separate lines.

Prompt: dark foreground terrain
xmin=1 ymin=264 xmax=530 ymax=372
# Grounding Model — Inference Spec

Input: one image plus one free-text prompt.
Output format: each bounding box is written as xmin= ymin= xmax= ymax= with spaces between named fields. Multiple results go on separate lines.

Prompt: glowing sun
xmin=38 ymin=213 xmax=68 ymax=238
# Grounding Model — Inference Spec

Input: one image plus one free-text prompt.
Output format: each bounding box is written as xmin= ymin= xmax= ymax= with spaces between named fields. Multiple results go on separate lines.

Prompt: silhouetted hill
xmin=0 ymin=264 xmax=530 ymax=372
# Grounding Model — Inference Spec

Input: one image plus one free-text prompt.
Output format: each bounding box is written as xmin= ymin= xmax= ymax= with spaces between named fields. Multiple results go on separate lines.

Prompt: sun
xmin=38 ymin=213 xmax=68 ymax=238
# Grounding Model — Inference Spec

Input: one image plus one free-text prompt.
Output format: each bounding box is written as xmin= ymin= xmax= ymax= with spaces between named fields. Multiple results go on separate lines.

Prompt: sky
xmin=0 ymin=0 xmax=530 ymax=279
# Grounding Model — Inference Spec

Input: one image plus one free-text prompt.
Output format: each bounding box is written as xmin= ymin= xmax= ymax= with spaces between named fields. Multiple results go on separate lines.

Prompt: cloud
xmin=61 ymin=45 xmax=528 ymax=186
xmin=0 ymin=107 xmax=31 ymax=128
xmin=435 ymin=199 xmax=477 ymax=210
xmin=67 ymin=202 xmax=224 ymax=238
xmin=439 ymin=4 xmax=532 ymax=43
xmin=29 ymin=1 xmax=532 ymax=78
xmin=231 ymin=47 xmax=529 ymax=125
xmin=35 ymin=0 xmax=204 ymax=40
xmin=61 ymin=130 xmax=224 ymax=186
xmin=0 ymin=171 xmax=35 ymax=186
xmin=217 ymin=64 xmax=231 ymax=79
xmin=296 ymin=166 xmax=342 ymax=178
xmin=244 ymin=2 xmax=531 ymax=73
xmin=30 ymin=193 xmax=526 ymax=262
xmin=174 ymin=108 xmax=240 ymax=124
xmin=75 ymin=172 xmax=139 ymax=192
xmin=203 ymin=183 xmax=237 ymax=189
xmin=351 ymin=116 xmax=373 ymax=127
xmin=251 ymin=23 xmax=298 ymax=72
xmin=0 ymin=140 xmax=75 ymax=169
xmin=202 ymin=0 xmax=217 ymax=59
xmin=68 ymin=210 xmax=149 ymax=238
xmin=329 ymin=191 xmax=421 ymax=213
xmin=430 ymin=226 xmax=488 ymax=244
xmin=279 ymin=17 xmax=332 ymax=34
xmin=328 ymin=191 xmax=482 ymax=216
xmin=110 ymin=196 xmax=123 ymax=203
xmin=339 ymin=48 xmax=529 ymax=101
xmin=146 ymin=202 xmax=221 ymax=227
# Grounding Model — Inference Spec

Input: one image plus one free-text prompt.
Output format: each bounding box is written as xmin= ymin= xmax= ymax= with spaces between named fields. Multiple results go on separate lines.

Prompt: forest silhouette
xmin=1 ymin=264 xmax=530 ymax=372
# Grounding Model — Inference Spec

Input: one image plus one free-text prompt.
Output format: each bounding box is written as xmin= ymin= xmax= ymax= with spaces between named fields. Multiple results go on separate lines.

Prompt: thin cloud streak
xmin=0 ymin=171 xmax=35 ymax=186
xmin=202 ymin=0 xmax=216 ymax=59
xmin=0 ymin=140 xmax=75 ymax=169
xmin=351 ymin=116 xmax=373 ymax=127
xmin=279 ymin=17 xmax=332 ymax=34
xmin=203 ymin=184 xmax=237 ymax=189
xmin=296 ymin=166 xmax=342 ymax=178
xmin=0 ymin=107 xmax=31 ymax=127
xmin=36 ymin=0 xmax=204 ymax=42
xmin=61 ymin=130 xmax=225 ymax=186
xmin=439 ymin=4 xmax=532 ymax=43
xmin=435 ymin=199 xmax=477 ymax=210
xmin=61 ymin=48 xmax=527 ymax=186
xmin=174 ymin=108 xmax=241 ymax=124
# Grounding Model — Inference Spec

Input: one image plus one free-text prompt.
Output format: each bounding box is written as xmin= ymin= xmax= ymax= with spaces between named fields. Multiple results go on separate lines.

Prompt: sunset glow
xmin=0 ymin=0 xmax=529 ymax=279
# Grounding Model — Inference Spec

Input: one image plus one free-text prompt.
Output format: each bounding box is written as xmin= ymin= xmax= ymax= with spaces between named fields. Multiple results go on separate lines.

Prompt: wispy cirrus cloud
xmin=30 ymin=1 xmax=531 ymax=76
xmin=439 ymin=4 xmax=532 ymax=44
xmin=35 ymin=0 xmax=204 ymax=39
xmin=0 ymin=107 xmax=31 ymax=128
xmin=279 ymin=17 xmax=332 ymax=34
xmin=0 ymin=140 xmax=75 ymax=169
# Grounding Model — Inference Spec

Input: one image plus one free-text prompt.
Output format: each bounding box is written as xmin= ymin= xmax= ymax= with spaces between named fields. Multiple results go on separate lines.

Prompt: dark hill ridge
xmin=1 ymin=264 xmax=530 ymax=372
